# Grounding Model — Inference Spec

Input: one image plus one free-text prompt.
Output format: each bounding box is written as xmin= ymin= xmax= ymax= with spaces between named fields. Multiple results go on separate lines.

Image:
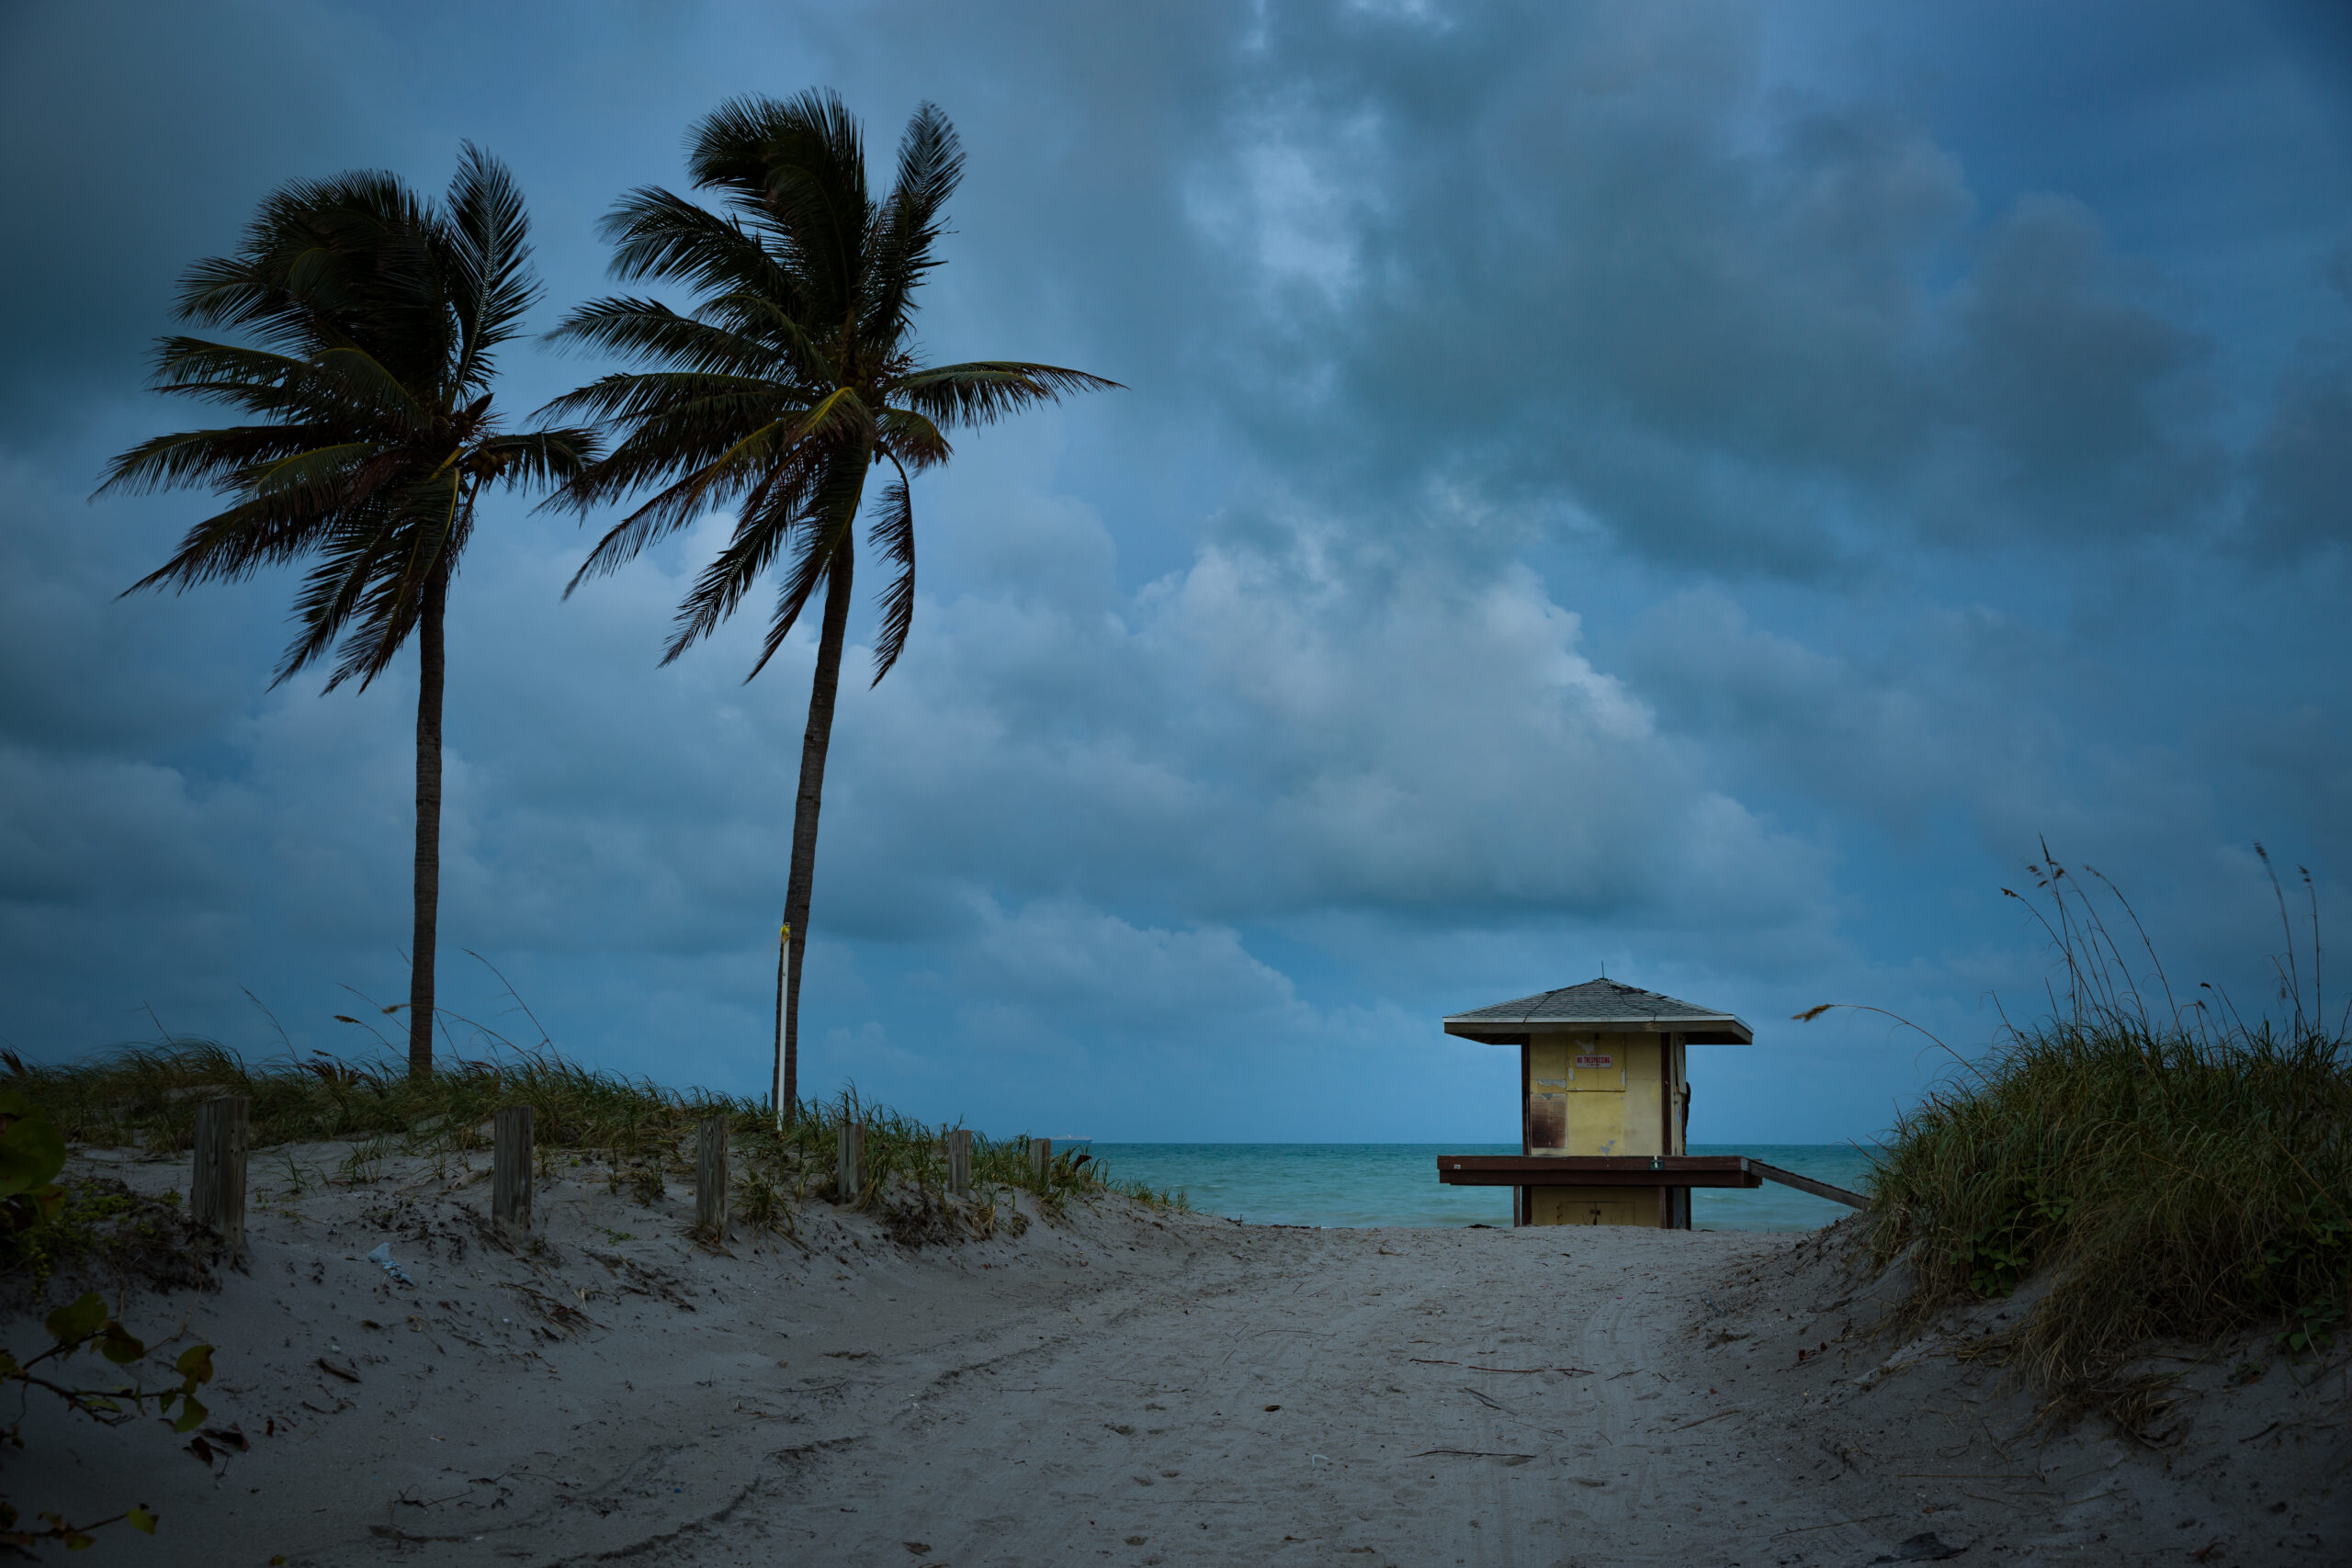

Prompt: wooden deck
xmin=1435 ymin=1154 xmax=1869 ymax=1208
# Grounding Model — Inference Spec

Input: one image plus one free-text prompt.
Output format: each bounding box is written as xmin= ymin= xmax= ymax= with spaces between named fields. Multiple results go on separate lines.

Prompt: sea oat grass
xmin=1869 ymin=1020 xmax=2350 ymax=1416
xmin=3 ymin=1042 xmax=1185 ymax=1215
xmin=1860 ymin=851 xmax=2349 ymax=1426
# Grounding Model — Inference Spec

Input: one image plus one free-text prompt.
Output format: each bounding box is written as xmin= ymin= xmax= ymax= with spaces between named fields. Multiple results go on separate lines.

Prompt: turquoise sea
xmin=1080 ymin=1144 xmax=1878 ymax=1232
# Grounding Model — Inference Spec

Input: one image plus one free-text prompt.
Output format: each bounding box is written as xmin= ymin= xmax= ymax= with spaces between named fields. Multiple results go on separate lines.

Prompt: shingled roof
xmin=1442 ymin=978 xmax=1752 ymax=1044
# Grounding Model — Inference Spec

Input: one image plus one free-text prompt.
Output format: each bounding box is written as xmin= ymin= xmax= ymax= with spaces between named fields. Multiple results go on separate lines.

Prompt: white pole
xmin=771 ymin=920 xmax=789 ymax=1126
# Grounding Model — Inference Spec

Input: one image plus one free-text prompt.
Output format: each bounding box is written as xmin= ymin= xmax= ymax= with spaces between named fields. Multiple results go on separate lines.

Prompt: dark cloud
xmin=2246 ymin=358 xmax=2352 ymax=563
xmin=2244 ymin=258 xmax=2352 ymax=564
xmin=993 ymin=2 xmax=2233 ymax=576
xmin=0 ymin=3 xmax=390 ymax=426
xmin=1935 ymin=196 xmax=2220 ymax=537
xmin=0 ymin=0 xmax=2345 ymax=1142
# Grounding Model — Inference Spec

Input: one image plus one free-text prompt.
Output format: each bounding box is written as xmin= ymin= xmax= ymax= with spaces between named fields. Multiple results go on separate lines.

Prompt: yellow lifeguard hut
xmin=1431 ymin=978 xmax=1789 ymax=1227
xmin=1433 ymin=978 xmax=1866 ymax=1224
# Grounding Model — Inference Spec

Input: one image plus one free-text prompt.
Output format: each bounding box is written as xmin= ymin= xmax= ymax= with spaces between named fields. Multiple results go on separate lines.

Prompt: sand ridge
xmin=5 ymin=1145 xmax=2345 ymax=1565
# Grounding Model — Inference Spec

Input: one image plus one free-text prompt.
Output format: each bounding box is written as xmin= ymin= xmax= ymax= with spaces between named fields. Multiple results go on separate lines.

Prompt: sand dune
xmin=6 ymin=1145 xmax=2344 ymax=1565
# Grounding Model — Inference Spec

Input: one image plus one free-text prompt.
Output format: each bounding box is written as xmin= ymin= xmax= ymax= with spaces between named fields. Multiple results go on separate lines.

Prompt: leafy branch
xmin=0 ymin=1090 xmax=235 ymax=1551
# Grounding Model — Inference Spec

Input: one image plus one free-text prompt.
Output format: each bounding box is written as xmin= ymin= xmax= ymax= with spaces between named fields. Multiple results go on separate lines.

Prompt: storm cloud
xmin=2 ymin=0 xmax=2346 ymax=1141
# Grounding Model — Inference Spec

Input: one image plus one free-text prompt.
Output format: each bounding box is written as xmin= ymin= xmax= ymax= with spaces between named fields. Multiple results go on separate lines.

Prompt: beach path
xmin=8 ymin=1153 xmax=2340 ymax=1565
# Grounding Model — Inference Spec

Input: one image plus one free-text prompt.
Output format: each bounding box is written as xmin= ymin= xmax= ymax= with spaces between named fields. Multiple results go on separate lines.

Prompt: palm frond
xmin=123 ymin=486 xmax=368 ymax=593
xmin=688 ymin=90 xmax=866 ymax=216
xmin=894 ymin=361 xmax=1124 ymax=427
xmin=310 ymin=344 xmax=434 ymax=424
xmin=686 ymin=92 xmax=871 ymax=321
xmin=175 ymin=170 xmax=423 ymax=347
xmin=544 ymin=296 xmax=788 ymax=378
xmin=151 ymin=337 xmax=312 ymax=389
xmin=743 ymin=458 xmax=865 ymax=679
xmin=247 ymin=441 xmax=379 ymax=499
xmin=865 ymin=465 xmax=915 ymax=684
xmin=557 ymin=383 xmax=863 ymax=524
xmin=701 ymin=291 xmax=838 ymax=383
xmin=564 ymin=432 xmax=820 ymax=592
xmin=594 ymin=187 xmax=805 ymax=312
xmin=317 ymin=469 xmax=468 ymax=692
xmin=547 ymin=409 xmax=792 ymax=529
xmin=96 ymin=423 xmax=345 ymax=498
xmin=537 ymin=367 xmax=792 ymax=431
xmin=863 ymin=101 xmax=963 ymax=344
xmin=145 ymin=334 xmax=434 ymax=436
xmin=786 ymin=385 xmax=876 ymax=449
xmin=889 ymin=101 xmax=962 ymax=243
xmin=269 ymin=530 xmax=389 ymax=681
xmin=876 ymin=404 xmax=952 ymax=469
xmin=273 ymin=507 xmax=409 ymax=687
xmin=594 ymin=400 xmax=799 ymax=503
xmin=661 ymin=471 xmax=814 ymax=663
xmin=476 ymin=427 xmax=602 ymax=490
xmin=444 ymin=141 xmax=539 ymax=396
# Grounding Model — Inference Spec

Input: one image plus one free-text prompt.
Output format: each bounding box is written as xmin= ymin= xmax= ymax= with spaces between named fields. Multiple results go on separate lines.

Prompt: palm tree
xmin=544 ymin=92 xmax=1116 ymax=1121
xmin=99 ymin=146 xmax=597 ymax=1079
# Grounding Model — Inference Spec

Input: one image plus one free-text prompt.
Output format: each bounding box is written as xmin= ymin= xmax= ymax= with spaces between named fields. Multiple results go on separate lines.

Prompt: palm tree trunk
xmin=408 ymin=562 xmax=448 ymax=1081
xmin=777 ymin=549 xmax=855 ymax=1123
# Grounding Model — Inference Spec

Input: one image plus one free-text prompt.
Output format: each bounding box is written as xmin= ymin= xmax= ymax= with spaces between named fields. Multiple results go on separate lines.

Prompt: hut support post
xmin=1516 ymin=1038 xmax=1532 ymax=1228
xmin=493 ymin=1106 xmax=534 ymax=1236
xmin=836 ymin=1120 xmax=863 ymax=1202
xmin=945 ymin=1129 xmax=972 ymax=1196
xmin=695 ymin=1116 xmax=729 ymax=1239
xmin=191 ymin=1095 xmax=250 ymax=1262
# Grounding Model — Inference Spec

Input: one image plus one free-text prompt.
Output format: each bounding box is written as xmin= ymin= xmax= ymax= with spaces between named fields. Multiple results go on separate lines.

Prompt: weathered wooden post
xmin=695 ymin=1115 xmax=729 ymax=1239
xmin=1028 ymin=1136 xmax=1052 ymax=1185
xmin=835 ymin=1119 xmax=862 ymax=1202
xmin=945 ymin=1128 xmax=972 ymax=1196
xmin=190 ymin=1095 xmax=250 ymax=1261
xmin=492 ymin=1105 xmax=534 ymax=1236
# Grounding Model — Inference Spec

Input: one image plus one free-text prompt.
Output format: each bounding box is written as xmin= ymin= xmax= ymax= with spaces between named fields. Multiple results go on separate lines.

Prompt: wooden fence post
xmin=945 ymin=1128 xmax=972 ymax=1196
xmin=835 ymin=1119 xmax=862 ymax=1201
xmin=1028 ymin=1136 xmax=1052 ymax=1185
xmin=695 ymin=1115 xmax=729 ymax=1239
xmin=190 ymin=1095 xmax=249 ymax=1261
xmin=493 ymin=1105 xmax=534 ymax=1236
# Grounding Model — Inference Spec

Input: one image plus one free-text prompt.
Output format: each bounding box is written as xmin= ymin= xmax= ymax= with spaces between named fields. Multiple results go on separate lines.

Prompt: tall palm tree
xmin=100 ymin=146 xmax=597 ymax=1079
xmin=544 ymin=92 xmax=1116 ymax=1121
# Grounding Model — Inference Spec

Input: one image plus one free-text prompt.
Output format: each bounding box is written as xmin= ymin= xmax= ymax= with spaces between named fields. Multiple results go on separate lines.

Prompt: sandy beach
xmin=8 ymin=1146 xmax=2345 ymax=1566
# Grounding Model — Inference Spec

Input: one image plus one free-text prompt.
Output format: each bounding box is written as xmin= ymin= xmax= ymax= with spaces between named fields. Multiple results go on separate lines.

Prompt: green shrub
xmin=0 ymin=1094 xmax=224 ymax=1551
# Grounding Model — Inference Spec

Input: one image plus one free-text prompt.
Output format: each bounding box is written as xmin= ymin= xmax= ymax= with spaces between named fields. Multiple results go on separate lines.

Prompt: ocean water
xmin=1080 ymin=1143 xmax=1878 ymax=1232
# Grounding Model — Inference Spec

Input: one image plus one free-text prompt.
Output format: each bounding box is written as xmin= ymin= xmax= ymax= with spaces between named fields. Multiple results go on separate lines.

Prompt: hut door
xmin=1563 ymin=1041 xmax=1629 ymax=1156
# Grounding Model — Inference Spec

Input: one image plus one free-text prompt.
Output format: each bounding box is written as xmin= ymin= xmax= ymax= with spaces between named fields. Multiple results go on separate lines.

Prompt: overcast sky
xmin=3 ymin=1 xmax=2346 ymax=1142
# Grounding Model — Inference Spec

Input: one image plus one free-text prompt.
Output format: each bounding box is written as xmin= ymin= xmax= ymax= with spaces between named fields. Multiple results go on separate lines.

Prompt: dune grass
xmin=1 ymin=1038 xmax=1185 ymax=1220
xmin=1858 ymin=850 xmax=2350 ymax=1427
